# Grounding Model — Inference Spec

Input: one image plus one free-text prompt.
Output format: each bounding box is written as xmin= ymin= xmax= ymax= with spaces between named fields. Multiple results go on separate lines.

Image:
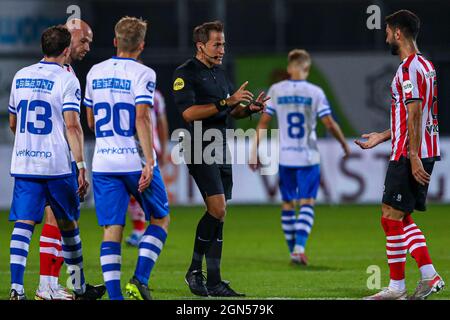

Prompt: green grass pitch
xmin=0 ymin=204 xmax=448 ymax=300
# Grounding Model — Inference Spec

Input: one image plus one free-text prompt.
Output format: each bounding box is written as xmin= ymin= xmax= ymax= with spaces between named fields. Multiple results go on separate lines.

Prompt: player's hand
xmin=248 ymin=91 xmax=271 ymax=113
xmin=342 ymin=142 xmax=351 ymax=159
xmin=410 ymin=155 xmax=430 ymax=186
xmin=138 ymin=162 xmax=154 ymax=193
xmin=249 ymin=152 xmax=261 ymax=171
xmin=77 ymin=168 xmax=89 ymax=200
xmin=354 ymin=132 xmax=382 ymax=149
xmin=226 ymin=81 xmax=254 ymax=106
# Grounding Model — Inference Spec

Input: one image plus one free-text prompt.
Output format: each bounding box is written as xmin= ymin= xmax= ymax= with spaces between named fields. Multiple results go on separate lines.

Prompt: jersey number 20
xmin=94 ymin=102 xmax=135 ymax=137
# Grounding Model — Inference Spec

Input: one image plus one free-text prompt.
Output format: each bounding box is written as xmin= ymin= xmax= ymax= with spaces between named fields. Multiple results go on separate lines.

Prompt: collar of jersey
xmin=288 ymin=79 xmax=306 ymax=82
xmin=193 ymin=57 xmax=217 ymax=70
xmin=39 ymin=60 xmax=63 ymax=67
xmin=112 ymin=56 xmax=137 ymax=61
xmin=401 ymin=52 xmax=422 ymax=64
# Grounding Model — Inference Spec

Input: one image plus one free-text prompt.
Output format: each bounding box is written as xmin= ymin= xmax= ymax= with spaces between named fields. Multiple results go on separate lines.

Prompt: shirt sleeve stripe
xmin=135 ymin=101 xmax=153 ymax=106
xmin=318 ymin=110 xmax=332 ymax=118
xmin=405 ymin=98 xmax=423 ymax=104
xmin=84 ymin=97 xmax=93 ymax=102
xmin=318 ymin=108 xmax=331 ymax=115
xmin=62 ymin=108 xmax=80 ymax=113
xmin=265 ymin=107 xmax=276 ymax=115
xmin=8 ymin=108 xmax=17 ymax=115
xmin=136 ymin=95 xmax=153 ymax=99
xmin=83 ymin=99 xmax=93 ymax=107
xmin=63 ymin=102 xmax=80 ymax=107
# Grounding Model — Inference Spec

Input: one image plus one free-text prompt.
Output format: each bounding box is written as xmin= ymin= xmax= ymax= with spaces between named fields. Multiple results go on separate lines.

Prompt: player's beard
xmin=389 ymin=41 xmax=400 ymax=55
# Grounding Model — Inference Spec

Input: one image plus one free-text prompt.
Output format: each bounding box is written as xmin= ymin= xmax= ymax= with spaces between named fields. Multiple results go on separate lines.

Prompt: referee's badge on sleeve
xmin=173 ymin=77 xmax=185 ymax=91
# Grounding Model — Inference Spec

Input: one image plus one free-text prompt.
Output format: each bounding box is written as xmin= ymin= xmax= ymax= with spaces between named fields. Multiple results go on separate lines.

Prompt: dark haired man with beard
xmin=356 ymin=10 xmax=444 ymax=300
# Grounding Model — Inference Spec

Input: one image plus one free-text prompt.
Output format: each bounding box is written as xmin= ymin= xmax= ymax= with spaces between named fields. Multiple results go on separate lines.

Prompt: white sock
xmin=389 ymin=279 xmax=406 ymax=292
xmin=39 ymin=275 xmax=52 ymax=289
xmin=11 ymin=283 xmax=24 ymax=294
xmin=293 ymin=245 xmax=305 ymax=254
xmin=420 ymin=264 xmax=436 ymax=279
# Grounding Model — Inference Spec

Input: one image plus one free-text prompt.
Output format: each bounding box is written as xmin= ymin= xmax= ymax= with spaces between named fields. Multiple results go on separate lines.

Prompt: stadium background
xmin=0 ymin=0 xmax=449 ymax=300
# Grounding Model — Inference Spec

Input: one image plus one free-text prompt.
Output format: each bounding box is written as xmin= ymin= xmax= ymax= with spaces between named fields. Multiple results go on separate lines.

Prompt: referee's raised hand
xmin=248 ymin=91 xmax=271 ymax=113
xmin=226 ymin=81 xmax=254 ymax=106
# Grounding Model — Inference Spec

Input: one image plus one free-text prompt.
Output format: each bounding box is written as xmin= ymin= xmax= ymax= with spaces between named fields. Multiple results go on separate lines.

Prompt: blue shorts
xmin=10 ymin=175 xmax=80 ymax=223
xmin=279 ymin=165 xmax=320 ymax=202
xmin=93 ymin=166 xmax=169 ymax=226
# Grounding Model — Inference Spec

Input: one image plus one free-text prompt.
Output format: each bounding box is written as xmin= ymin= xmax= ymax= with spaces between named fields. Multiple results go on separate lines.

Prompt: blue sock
xmin=134 ymin=225 xmax=167 ymax=285
xmin=281 ymin=210 xmax=296 ymax=253
xmin=294 ymin=205 xmax=315 ymax=253
xmin=100 ymin=241 xmax=123 ymax=300
xmin=61 ymin=228 xmax=86 ymax=295
xmin=10 ymin=222 xmax=35 ymax=294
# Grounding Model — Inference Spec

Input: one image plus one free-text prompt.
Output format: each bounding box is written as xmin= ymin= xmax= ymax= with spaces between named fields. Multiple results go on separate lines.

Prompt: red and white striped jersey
xmin=390 ymin=53 xmax=440 ymax=161
xmin=151 ymin=89 xmax=166 ymax=156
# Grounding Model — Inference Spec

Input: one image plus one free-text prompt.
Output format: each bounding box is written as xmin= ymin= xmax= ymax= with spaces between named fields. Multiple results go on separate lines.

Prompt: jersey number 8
xmin=287 ymin=112 xmax=305 ymax=139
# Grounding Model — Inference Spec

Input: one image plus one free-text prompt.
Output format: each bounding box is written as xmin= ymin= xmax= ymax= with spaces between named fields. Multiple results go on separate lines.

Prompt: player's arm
xmin=84 ymin=71 xmax=95 ymax=132
xmin=156 ymin=111 xmax=169 ymax=166
xmin=407 ymin=100 xmax=430 ymax=185
xmin=354 ymin=129 xmax=391 ymax=149
xmin=9 ymin=114 xmax=17 ymax=134
xmin=64 ymin=110 xmax=88 ymax=197
xmin=63 ymin=76 xmax=88 ymax=197
xmin=249 ymin=112 xmax=272 ymax=171
xmin=8 ymin=79 xmax=17 ymax=134
xmin=135 ymin=103 xmax=155 ymax=192
xmin=86 ymin=107 xmax=95 ymax=132
xmin=321 ymin=115 xmax=350 ymax=157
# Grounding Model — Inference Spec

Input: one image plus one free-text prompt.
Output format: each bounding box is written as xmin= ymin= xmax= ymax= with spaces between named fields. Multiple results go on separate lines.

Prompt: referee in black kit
xmin=172 ymin=20 xmax=269 ymax=297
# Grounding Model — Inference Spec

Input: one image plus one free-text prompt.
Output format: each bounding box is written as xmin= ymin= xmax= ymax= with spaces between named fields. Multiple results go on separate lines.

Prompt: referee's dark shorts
xmin=382 ymin=156 xmax=435 ymax=213
xmin=184 ymin=140 xmax=233 ymax=201
xmin=187 ymin=162 xmax=233 ymax=201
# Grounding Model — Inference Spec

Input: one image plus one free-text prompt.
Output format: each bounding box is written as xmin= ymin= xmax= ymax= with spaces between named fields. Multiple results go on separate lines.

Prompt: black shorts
xmin=382 ymin=156 xmax=435 ymax=213
xmin=187 ymin=163 xmax=233 ymax=201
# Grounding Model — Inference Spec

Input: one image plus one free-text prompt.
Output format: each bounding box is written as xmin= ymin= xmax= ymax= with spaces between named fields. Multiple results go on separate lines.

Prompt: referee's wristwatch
xmin=214 ymin=99 xmax=228 ymax=112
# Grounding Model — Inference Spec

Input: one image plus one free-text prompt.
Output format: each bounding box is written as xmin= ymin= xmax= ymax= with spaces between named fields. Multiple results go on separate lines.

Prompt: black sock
xmin=189 ymin=212 xmax=221 ymax=272
xmin=206 ymin=221 xmax=224 ymax=287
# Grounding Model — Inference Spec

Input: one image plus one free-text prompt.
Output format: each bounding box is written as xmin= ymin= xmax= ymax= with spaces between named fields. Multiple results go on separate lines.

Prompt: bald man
xmin=65 ymin=18 xmax=93 ymax=65
xmin=36 ymin=19 xmax=101 ymax=300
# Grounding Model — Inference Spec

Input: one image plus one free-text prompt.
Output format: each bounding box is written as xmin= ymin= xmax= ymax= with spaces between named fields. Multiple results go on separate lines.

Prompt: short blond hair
xmin=115 ymin=16 xmax=147 ymax=52
xmin=288 ymin=49 xmax=311 ymax=69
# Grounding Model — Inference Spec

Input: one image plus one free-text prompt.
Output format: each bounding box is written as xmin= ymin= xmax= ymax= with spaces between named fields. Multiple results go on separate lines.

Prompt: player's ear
xmin=113 ymin=37 xmax=118 ymax=48
xmin=138 ymin=41 xmax=145 ymax=51
xmin=394 ymin=28 xmax=401 ymax=40
xmin=63 ymin=46 xmax=70 ymax=58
